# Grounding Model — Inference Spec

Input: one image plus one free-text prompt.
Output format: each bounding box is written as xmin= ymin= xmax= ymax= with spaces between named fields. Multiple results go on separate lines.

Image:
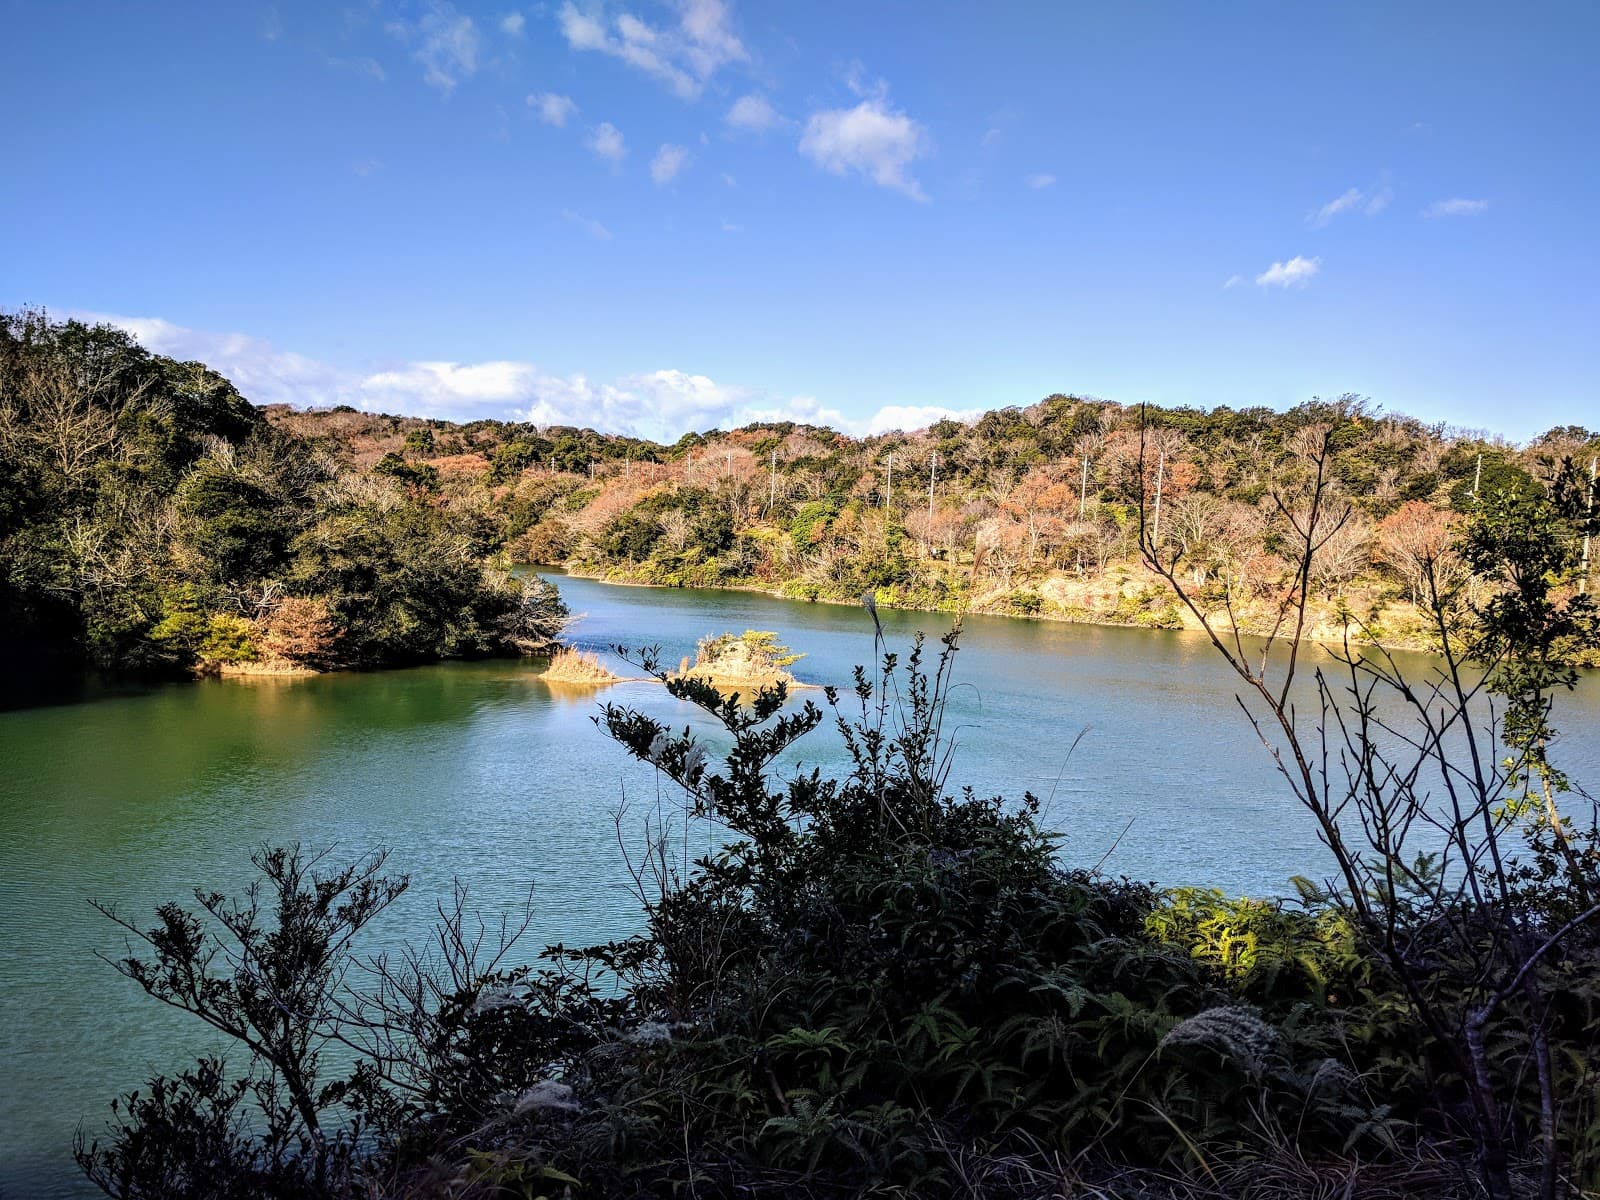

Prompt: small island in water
xmin=672 ymin=629 xmax=807 ymax=690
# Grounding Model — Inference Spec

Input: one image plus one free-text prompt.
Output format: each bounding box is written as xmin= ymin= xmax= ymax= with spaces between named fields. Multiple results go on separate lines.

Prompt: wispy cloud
xmin=1254 ymin=255 xmax=1320 ymax=288
xmin=651 ymin=143 xmax=690 ymax=185
xmin=1308 ymin=174 xmax=1393 ymax=227
xmin=1364 ymin=174 xmax=1393 ymax=215
xmin=725 ymin=92 xmax=782 ymax=132
xmin=527 ymin=92 xmax=577 ymax=126
xmin=859 ymin=405 xmax=978 ymax=436
xmin=352 ymin=156 xmax=383 ymax=177
xmin=71 ymin=313 xmax=356 ymax=409
xmin=556 ymin=0 xmax=746 ymax=99
xmin=799 ymin=95 xmax=929 ymax=201
xmin=561 ymin=209 xmax=613 ymax=240
xmin=1024 ymin=172 xmax=1055 ymax=190
xmin=388 ymin=1 xmax=481 ymax=94
xmin=500 ymin=11 xmax=525 ymax=35
xmin=78 ymin=312 xmax=971 ymax=441
xmin=588 ymin=121 xmax=626 ymax=163
xmin=1308 ymin=187 xmax=1363 ymax=228
xmin=1423 ymin=197 xmax=1489 ymax=218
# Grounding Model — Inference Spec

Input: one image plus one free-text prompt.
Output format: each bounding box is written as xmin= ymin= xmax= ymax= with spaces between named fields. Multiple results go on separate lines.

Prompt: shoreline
xmin=541 ymin=563 xmax=1448 ymax=656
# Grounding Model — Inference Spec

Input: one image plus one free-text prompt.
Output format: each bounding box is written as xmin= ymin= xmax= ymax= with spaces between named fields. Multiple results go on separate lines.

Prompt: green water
xmin=3 ymin=574 xmax=1597 ymax=1196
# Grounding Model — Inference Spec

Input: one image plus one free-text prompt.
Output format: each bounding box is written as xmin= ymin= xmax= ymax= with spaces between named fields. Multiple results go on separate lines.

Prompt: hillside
xmin=263 ymin=392 xmax=1599 ymax=656
xmin=0 ymin=312 xmax=565 ymax=678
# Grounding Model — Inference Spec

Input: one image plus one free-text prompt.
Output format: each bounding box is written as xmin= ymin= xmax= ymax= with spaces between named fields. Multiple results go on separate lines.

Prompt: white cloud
xmin=1025 ymin=172 xmax=1055 ymax=190
xmin=860 ymin=405 xmax=977 ymax=436
xmin=1254 ymin=255 xmax=1320 ymax=288
xmin=799 ymin=98 xmax=929 ymax=201
xmin=73 ymin=313 xmax=360 ymax=409
xmin=588 ymin=121 xmax=626 ymax=162
xmin=650 ymin=143 xmax=690 ymax=185
xmin=394 ymin=1 xmax=480 ymax=94
xmin=721 ymin=219 xmax=742 ymax=232
xmin=352 ymin=156 xmax=382 ymax=177
xmin=725 ymin=92 xmax=781 ymax=132
xmin=1222 ymin=274 xmax=1245 ymax=290
xmin=365 ymin=361 xmax=540 ymax=409
xmin=74 ymin=311 xmax=983 ymax=440
xmin=1423 ymin=197 xmax=1489 ymax=218
xmin=527 ymin=91 xmax=577 ymax=126
xmin=1307 ymin=175 xmax=1394 ymax=226
xmin=556 ymin=0 xmax=746 ymax=100
xmin=1308 ymin=187 xmax=1362 ymax=228
xmin=561 ymin=209 xmax=613 ymax=239
xmin=515 ymin=369 xmax=858 ymax=441
xmin=677 ymin=0 xmax=744 ymax=77
xmin=501 ymin=11 xmax=525 ymax=35
xmin=1364 ymin=175 xmax=1393 ymax=215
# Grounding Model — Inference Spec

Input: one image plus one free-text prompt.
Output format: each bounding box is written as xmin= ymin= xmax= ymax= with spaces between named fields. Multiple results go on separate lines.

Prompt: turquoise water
xmin=3 ymin=574 xmax=1596 ymax=1196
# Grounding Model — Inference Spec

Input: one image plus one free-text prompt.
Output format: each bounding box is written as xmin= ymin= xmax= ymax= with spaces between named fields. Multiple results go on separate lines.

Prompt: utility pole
xmin=884 ymin=453 xmax=893 ymax=509
xmin=768 ymin=448 xmax=777 ymax=514
xmin=1473 ymin=452 xmax=1482 ymax=500
xmin=1079 ymin=455 xmax=1089 ymax=519
xmin=1581 ymin=454 xmax=1597 ymax=596
xmin=1151 ymin=450 xmax=1166 ymax=545
xmin=928 ymin=453 xmax=937 ymax=520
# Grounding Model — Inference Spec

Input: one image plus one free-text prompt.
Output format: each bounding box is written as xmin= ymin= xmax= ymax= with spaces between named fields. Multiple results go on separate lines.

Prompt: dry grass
xmin=541 ymin=645 xmax=619 ymax=685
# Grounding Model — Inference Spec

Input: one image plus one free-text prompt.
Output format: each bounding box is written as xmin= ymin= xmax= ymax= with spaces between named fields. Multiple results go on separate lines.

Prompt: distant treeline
xmin=264 ymin=373 xmax=1599 ymax=653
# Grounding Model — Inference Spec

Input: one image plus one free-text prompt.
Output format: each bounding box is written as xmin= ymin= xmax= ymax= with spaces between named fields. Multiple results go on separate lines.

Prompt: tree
xmin=259 ymin=596 xmax=341 ymax=667
xmin=1139 ymin=413 xmax=1600 ymax=1200
xmin=79 ymin=847 xmax=408 ymax=1199
xmin=1377 ymin=498 xmax=1456 ymax=606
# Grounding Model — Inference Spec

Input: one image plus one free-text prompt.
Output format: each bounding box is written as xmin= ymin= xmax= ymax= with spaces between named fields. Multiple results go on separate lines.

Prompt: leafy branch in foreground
xmin=78 ymin=846 xmax=408 ymax=1198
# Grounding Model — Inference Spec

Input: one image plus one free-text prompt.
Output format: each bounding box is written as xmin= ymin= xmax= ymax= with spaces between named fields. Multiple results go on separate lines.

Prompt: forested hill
xmin=263 ymin=383 xmax=1599 ymax=654
xmin=5 ymin=308 xmax=1596 ymax=677
xmin=0 ymin=311 xmax=563 ymax=678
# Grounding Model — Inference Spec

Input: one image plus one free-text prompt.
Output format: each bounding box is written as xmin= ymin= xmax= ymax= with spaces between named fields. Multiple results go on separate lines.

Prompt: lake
xmin=3 ymin=573 xmax=1597 ymax=1197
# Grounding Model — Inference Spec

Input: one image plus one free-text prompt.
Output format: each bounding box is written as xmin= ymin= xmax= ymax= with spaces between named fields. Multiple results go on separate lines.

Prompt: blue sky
xmin=3 ymin=1 xmax=1596 ymax=440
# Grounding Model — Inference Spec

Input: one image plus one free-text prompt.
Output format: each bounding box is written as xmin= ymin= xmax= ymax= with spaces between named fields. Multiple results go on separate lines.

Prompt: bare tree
xmin=1137 ymin=411 xmax=1600 ymax=1200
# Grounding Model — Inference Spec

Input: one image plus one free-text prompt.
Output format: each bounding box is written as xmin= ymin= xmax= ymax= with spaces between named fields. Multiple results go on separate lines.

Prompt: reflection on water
xmin=2 ymin=574 xmax=1596 ymax=1196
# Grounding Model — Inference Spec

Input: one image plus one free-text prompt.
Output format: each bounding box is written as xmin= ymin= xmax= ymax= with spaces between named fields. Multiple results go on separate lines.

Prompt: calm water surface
xmin=3 ymin=574 xmax=1597 ymax=1196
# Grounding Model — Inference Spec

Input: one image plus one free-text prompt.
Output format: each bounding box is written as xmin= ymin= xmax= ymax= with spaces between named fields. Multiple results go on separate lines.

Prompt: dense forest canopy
xmin=0 ymin=311 xmax=563 ymax=676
